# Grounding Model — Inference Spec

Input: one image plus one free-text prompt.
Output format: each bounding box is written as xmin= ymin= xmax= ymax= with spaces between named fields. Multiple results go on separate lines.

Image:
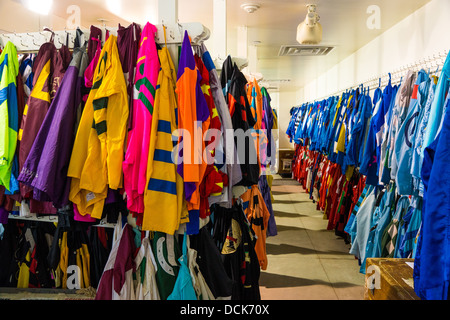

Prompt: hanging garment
xmin=194 ymin=53 xmax=221 ymax=143
xmin=95 ymin=220 xmax=122 ymax=299
xmin=167 ymin=233 xmax=198 ymax=300
xmin=15 ymin=55 xmax=34 ymax=194
xmin=19 ymin=53 xmax=35 ymax=98
xmin=394 ymin=70 xmax=429 ymax=195
xmin=348 ymin=186 xmax=377 ymax=270
xmin=421 ymin=51 xmax=450 ymax=154
xmin=261 ymin=87 xmax=276 ymax=169
xmin=0 ymin=221 xmax=21 ymax=287
xmin=239 ymin=185 xmax=270 ymax=270
xmin=87 ymin=25 xmax=102 ymax=64
xmin=387 ymin=70 xmax=417 ymax=179
xmin=213 ymin=203 xmax=261 ymax=300
xmin=117 ymin=22 xmax=141 ymax=130
xmin=360 ymin=79 xmax=394 ymax=186
xmin=186 ymin=238 xmax=215 ymax=300
xmin=347 ymin=93 xmax=373 ymax=169
xmin=189 ymin=223 xmax=233 ymax=300
xmin=64 ymin=222 xmax=91 ymax=289
xmin=247 ymin=80 xmax=264 ymax=170
xmin=223 ymin=57 xmax=259 ymax=186
xmin=18 ymin=45 xmax=88 ymax=209
xmin=199 ymin=165 xmax=228 ymax=219
xmin=334 ymin=171 xmax=363 ymax=238
xmin=369 ymin=183 xmax=396 ymax=259
xmin=18 ymin=222 xmax=56 ymax=288
xmin=15 ymin=57 xmax=28 ymax=144
xmin=152 ymin=231 xmax=182 ymax=300
xmin=176 ymin=31 xmax=211 ymax=235
xmin=396 ymin=196 xmax=422 ymax=258
xmin=143 ymin=46 xmax=187 ymax=235
xmin=411 ymin=76 xmax=438 ymax=189
xmin=380 ymin=195 xmax=410 ymax=258
xmin=247 ymin=79 xmax=263 ymax=131
xmin=18 ymin=42 xmax=71 ymax=197
xmin=84 ymin=37 xmax=101 ymax=89
xmin=123 ymin=22 xmax=160 ymax=215
xmin=0 ymin=41 xmax=19 ymax=192
xmin=258 ymin=174 xmax=277 ymax=237
xmin=194 ymin=52 xmax=224 ymax=219
xmin=46 ymin=214 xmax=93 ymax=290
xmin=96 ymin=222 xmax=136 ymax=300
xmin=134 ymin=236 xmax=160 ymax=300
xmin=68 ymin=35 xmax=129 ymax=220
xmin=414 ymin=102 xmax=450 ymax=300
xmin=88 ymin=226 xmax=112 ymax=289
xmin=195 ymin=43 xmax=242 ymax=208
xmin=362 ymin=188 xmax=387 ymax=273
xmin=379 ymin=85 xmax=399 ymax=185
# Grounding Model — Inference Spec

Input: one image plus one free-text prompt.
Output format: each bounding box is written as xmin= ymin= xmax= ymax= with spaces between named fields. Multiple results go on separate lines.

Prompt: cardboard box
xmin=365 ymin=258 xmax=420 ymax=300
xmin=278 ymin=149 xmax=294 ymax=174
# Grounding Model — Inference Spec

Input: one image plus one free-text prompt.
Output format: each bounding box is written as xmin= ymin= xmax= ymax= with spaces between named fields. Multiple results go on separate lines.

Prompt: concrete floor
xmin=259 ymin=175 xmax=366 ymax=300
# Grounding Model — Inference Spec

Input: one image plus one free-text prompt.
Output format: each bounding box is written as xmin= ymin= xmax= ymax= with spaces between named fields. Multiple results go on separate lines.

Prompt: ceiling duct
xmin=278 ymin=45 xmax=334 ymax=57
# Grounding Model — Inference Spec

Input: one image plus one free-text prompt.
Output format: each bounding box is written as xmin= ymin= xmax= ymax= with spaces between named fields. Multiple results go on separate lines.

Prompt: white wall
xmin=299 ymin=0 xmax=450 ymax=103
xmin=271 ymin=90 xmax=301 ymax=150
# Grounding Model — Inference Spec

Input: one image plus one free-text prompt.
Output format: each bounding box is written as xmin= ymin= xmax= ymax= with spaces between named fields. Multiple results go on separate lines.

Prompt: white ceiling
xmin=0 ymin=0 xmax=432 ymax=92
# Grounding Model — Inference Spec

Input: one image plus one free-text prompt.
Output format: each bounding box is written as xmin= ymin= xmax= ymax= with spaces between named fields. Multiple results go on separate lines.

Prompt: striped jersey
xmin=68 ymin=35 xmax=129 ymax=219
xmin=142 ymin=46 xmax=187 ymax=235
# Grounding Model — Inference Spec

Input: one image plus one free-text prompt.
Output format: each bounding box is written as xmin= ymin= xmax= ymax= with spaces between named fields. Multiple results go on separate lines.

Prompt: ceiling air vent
xmin=278 ymin=45 xmax=334 ymax=57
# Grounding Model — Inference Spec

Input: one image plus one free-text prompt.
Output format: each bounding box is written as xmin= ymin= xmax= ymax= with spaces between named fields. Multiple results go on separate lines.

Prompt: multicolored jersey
xmin=0 ymin=41 xmax=19 ymax=192
xmin=123 ymin=22 xmax=160 ymax=214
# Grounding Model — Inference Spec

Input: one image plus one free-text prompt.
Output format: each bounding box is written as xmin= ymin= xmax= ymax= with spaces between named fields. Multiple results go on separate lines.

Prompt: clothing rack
xmin=0 ymin=22 xmax=210 ymax=229
xmin=0 ymin=22 xmax=210 ymax=52
xmin=312 ymin=50 xmax=448 ymax=102
xmin=7 ymin=213 xmax=117 ymax=228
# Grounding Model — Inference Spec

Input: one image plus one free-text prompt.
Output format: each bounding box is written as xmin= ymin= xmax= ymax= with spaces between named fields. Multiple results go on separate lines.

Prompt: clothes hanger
xmin=42 ymin=27 xmax=55 ymax=43
xmin=163 ymin=23 xmax=168 ymax=47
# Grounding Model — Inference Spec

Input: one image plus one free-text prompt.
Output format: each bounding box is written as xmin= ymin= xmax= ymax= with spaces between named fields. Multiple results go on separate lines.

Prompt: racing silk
xmin=123 ymin=22 xmax=160 ymax=214
xmin=195 ymin=42 xmax=242 ymax=208
xmin=421 ymin=51 xmax=450 ymax=155
xmin=224 ymin=58 xmax=259 ymax=186
xmin=176 ymin=31 xmax=210 ymax=235
xmin=394 ymin=70 xmax=429 ymax=195
xmin=68 ymin=35 xmax=129 ymax=219
xmin=18 ymin=42 xmax=71 ymax=198
xmin=19 ymin=53 xmax=35 ymax=98
xmin=414 ymin=104 xmax=450 ymax=300
xmin=0 ymin=41 xmax=19 ymax=192
xmin=18 ymin=45 xmax=88 ymax=208
xmin=142 ymin=46 xmax=187 ymax=235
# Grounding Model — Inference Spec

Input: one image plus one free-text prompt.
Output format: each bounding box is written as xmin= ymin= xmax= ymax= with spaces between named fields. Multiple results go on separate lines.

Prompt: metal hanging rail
xmin=310 ymin=50 xmax=448 ymax=103
xmin=7 ymin=213 xmax=117 ymax=228
xmin=0 ymin=22 xmax=210 ymax=52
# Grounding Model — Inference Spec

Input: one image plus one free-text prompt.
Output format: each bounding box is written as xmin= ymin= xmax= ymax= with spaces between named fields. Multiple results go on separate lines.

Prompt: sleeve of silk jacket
xmin=106 ymin=87 xmax=129 ymax=190
xmin=92 ymin=37 xmax=129 ymax=190
xmin=105 ymin=71 xmax=128 ymax=190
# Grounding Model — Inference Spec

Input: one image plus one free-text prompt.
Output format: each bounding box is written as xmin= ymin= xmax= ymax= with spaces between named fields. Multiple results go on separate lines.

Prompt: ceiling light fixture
xmin=241 ymin=3 xmax=261 ymax=14
xmin=22 ymin=0 xmax=53 ymax=15
xmin=297 ymin=4 xmax=322 ymax=45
